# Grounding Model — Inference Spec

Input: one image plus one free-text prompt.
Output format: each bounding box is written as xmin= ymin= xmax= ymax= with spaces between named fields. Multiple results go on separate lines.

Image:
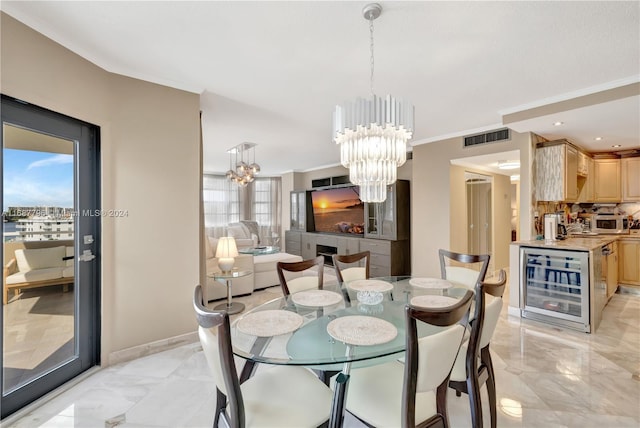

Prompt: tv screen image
xmin=310 ymin=186 xmax=364 ymax=235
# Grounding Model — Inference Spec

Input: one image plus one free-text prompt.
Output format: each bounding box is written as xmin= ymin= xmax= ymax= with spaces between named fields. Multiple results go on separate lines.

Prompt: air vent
xmin=464 ymin=128 xmax=511 ymax=148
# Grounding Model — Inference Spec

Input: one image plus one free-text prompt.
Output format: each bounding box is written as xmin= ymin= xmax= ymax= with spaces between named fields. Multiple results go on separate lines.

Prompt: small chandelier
xmin=333 ymin=3 xmax=414 ymax=203
xmin=226 ymin=142 xmax=260 ymax=187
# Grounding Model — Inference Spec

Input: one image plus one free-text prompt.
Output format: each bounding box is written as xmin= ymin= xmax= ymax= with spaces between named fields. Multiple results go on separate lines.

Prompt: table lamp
xmin=216 ymin=236 xmax=239 ymax=273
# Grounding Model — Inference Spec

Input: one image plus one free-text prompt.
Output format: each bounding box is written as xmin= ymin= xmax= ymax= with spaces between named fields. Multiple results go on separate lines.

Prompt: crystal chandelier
xmin=226 ymin=142 xmax=260 ymax=187
xmin=333 ymin=3 xmax=414 ymax=203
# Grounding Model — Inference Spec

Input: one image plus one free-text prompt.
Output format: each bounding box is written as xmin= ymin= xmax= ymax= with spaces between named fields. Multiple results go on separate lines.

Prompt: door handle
xmin=79 ymin=250 xmax=96 ymax=262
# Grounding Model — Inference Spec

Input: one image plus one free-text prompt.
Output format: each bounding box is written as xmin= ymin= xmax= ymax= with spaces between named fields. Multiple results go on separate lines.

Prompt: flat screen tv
xmin=310 ymin=186 xmax=364 ymax=235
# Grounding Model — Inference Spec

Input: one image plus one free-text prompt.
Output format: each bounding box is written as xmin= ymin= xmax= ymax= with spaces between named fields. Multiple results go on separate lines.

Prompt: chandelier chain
xmin=369 ymin=13 xmax=375 ymax=97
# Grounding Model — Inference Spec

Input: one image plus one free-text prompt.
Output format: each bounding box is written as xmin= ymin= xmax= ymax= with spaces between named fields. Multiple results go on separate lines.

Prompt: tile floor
xmin=4 ymin=287 xmax=640 ymax=428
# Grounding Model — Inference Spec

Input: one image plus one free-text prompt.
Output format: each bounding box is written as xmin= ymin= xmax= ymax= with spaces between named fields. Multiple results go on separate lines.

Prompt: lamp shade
xmin=216 ymin=237 xmax=239 ymax=273
xmin=216 ymin=237 xmax=239 ymax=258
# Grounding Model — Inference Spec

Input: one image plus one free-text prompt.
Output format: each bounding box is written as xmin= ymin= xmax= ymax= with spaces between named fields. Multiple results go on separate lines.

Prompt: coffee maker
xmin=544 ymin=212 xmax=567 ymax=241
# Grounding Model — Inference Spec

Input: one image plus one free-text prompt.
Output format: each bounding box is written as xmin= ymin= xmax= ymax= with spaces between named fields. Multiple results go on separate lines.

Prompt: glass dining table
xmin=230 ymin=275 xmax=469 ymax=428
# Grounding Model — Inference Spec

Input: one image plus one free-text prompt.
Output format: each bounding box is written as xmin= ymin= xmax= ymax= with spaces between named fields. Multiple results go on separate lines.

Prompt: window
xmin=203 ymin=175 xmax=240 ymax=228
xmin=203 ymin=174 xmax=281 ymax=241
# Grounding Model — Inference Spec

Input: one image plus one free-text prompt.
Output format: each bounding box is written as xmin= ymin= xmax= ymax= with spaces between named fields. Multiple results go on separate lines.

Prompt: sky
xmin=3 ymin=149 xmax=74 ymax=211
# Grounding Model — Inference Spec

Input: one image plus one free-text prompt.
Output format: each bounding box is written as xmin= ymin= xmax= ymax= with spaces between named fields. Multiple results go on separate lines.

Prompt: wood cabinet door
xmin=619 ymin=241 xmax=640 ymax=285
xmin=622 ymin=157 xmax=640 ymax=202
xmin=594 ymin=159 xmax=621 ymax=202
xmin=564 ymin=145 xmax=578 ymax=201
xmin=577 ymin=157 xmax=594 ymax=202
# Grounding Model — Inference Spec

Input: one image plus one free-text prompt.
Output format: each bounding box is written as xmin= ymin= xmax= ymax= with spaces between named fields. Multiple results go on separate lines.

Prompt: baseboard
xmin=507 ymin=305 xmax=521 ymax=318
xmin=107 ymin=331 xmax=199 ymax=366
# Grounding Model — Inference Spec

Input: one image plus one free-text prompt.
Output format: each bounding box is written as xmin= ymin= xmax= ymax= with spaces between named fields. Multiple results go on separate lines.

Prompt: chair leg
xmin=482 ymin=347 xmax=497 ymax=428
xmin=466 ymin=372 xmax=483 ymax=428
xmin=214 ymin=388 xmax=226 ymax=428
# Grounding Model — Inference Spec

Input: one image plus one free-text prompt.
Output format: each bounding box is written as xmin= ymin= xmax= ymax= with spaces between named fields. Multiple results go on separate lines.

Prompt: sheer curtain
xmin=202 ymin=174 xmax=281 ymax=243
xmin=203 ymin=175 xmax=240 ymax=237
xmin=250 ymin=177 xmax=282 ymax=245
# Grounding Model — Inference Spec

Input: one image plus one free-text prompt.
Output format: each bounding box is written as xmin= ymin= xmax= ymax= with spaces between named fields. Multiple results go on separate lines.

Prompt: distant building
xmin=16 ymin=216 xmax=74 ymax=241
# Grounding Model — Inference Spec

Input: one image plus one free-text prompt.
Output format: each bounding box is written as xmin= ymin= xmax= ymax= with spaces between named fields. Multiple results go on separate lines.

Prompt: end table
xmin=208 ymin=270 xmax=252 ymax=314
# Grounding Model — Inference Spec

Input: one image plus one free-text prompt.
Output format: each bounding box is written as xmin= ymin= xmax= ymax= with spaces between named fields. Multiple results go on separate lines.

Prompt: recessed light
xmin=498 ymin=160 xmax=520 ymax=170
xmin=594 ymin=137 xmax=603 ymax=141
xmin=553 ymin=121 xmax=564 ymax=126
xmin=612 ymin=144 xmax=622 ymax=148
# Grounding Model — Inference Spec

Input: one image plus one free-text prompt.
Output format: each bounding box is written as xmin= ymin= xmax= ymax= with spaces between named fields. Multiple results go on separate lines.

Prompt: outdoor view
xmin=2 ymin=125 xmax=76 ymax=394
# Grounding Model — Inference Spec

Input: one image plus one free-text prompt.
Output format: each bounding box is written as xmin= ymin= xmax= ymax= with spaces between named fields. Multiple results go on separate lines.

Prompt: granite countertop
xmin=513 ymin=236 xmax=618 ymax=251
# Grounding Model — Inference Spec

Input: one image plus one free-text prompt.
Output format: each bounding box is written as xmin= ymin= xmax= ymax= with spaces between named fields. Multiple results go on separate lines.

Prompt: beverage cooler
xmin=520 ymin=247 xmax=591 ymax=332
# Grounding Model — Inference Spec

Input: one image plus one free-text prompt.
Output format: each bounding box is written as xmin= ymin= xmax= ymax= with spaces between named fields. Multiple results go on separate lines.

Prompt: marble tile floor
xmin=4 ymin=287 xmax=639 ymax=428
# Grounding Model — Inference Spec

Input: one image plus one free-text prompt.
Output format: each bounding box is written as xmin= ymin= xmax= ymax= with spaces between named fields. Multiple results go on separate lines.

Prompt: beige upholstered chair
xmin=332 ymin=251 xmax=370 ymax=283
xmin=343 ymin=289 xmax=474 ymax=427
xmin=449 ymin=269 xmax=507 ymax=428
xmin=276 ymin=256 xmax=324 ymax=296
xmin=193 ymin=285 xmax=332 ymax=428
xmin=439 ymin=249 xmax=490 ymax=290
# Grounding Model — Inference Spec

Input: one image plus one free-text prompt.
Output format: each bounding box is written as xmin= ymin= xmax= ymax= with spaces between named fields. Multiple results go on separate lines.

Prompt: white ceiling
xmin=2 ymin=1 xmax=639 ymax=175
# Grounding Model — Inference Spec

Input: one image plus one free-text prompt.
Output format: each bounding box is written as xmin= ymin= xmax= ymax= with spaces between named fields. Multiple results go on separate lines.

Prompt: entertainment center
xmin=285 ymin=178 xmax=410 ymax=277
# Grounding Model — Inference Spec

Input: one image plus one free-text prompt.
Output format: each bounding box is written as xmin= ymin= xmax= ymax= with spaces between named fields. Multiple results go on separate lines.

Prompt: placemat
xmin=409 ymin=277 xmax=453 ymax=289
xmin=326 ymin=315 xmax=397 ymax=346
xmin=410 ymin=295 xmax=458 ymax=308
xmin=347 ymin=279 xmax=393 ymax=293
xmin=291 ymin=290 xmax=343 ymax=307
xmin=236 ymin=310 xmax=304 ymax=337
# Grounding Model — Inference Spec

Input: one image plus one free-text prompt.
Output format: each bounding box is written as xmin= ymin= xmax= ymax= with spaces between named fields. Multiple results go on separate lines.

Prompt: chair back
xmin=332 ymin=251 xmax=370 ymax=283
xmin=402 ymin=289 xmax=474 ymax=427
xmin=439 ymin=249 xmax=490 ymax=290
xmin=277 ymin=256 xmax=324 ymax=296
xmin=477 ymin=269 xmax=507 ymax=350
xmin=193 ymin=285 xmax=245 ymax=427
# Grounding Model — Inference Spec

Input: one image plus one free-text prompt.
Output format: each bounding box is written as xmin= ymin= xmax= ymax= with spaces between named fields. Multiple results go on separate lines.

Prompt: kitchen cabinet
xmin=606 ymin=241 xmax=618 ymax=300
xmin=577 ymin=151 xmax=589 ymax=176
xmin=619 ymin=240 xmax=640 ymax=285
xmin=577 ymin=156 xmax=594 ymax=203
xmin=621 ymin=157 xmax=640 ymax=202
xmin=364 ymin=180 xmax=410 ymax=240
xmin=593 ymin=158 xmax=621 ymax=202
xmin=535 ymin=142 xmax=578 ymax=202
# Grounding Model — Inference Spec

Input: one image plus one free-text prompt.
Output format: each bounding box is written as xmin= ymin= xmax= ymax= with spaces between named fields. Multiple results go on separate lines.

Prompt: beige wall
xmin=411 ymin=131 xmax=534 ymax=278
xmin=1 ymin=14 xmax=201 ymax=363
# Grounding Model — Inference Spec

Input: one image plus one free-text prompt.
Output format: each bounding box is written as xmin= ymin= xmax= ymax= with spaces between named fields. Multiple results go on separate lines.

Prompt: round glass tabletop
xmin=229 ymin=276 xmax=469 ymax=367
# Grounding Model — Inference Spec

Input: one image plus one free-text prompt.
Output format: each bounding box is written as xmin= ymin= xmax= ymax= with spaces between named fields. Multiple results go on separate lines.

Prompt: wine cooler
xmin=520 ymin=247 xmax=591 ymax=332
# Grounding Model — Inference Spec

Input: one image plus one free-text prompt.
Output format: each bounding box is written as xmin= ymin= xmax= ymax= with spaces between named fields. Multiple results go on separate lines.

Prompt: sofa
xmin=3 ymin=244 xmax=74 ymax=304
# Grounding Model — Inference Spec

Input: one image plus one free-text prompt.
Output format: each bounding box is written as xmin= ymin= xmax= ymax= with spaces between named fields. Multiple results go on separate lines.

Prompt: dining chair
xmin=193 ymin=285 xmax=332 ymax=428
xmin=439 ymin=249 xmax=490 ymax=290
xmin=277 ymin=255 xmax=324 ymax=297
xmin=332 ymin=251 xmax=370 ymax=283
xmin=342 ymin=289 xmax=474 ymax=428
xmin=448 ymin=269 xmax=507 ymax=428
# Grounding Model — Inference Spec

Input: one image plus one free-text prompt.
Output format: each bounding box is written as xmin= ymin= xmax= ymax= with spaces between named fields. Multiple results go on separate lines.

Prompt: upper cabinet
xmin=577 ymin=156 xmax=595 ymax=203
xmin=622 ymin=157 xmax=640 ymax=202
xmin=577 ymin=151 xmax=589 ymax=177
xmin=364 ymin=180 xmax=410 ymax=241
xmin=594 ymin=158 xmax=621 ymax=202
xmin=535 ymin=142 xmax=578 ymax=202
